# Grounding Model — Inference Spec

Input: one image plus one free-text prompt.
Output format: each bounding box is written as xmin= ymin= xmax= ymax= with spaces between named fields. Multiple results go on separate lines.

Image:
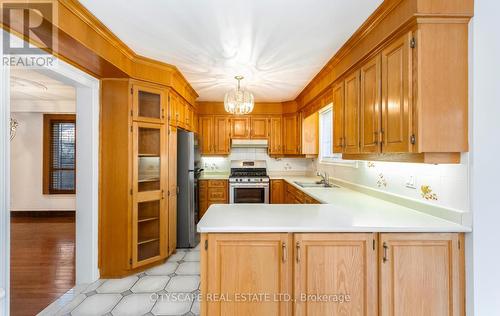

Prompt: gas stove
xmin=229 ymin=160 xmax=269 ymax=183
xmin=229 ymin=160 xmax=270 ymax=203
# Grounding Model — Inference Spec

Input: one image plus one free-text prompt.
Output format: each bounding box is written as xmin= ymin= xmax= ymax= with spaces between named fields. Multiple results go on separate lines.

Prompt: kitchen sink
xmin=294 ymin=181 xmax=339 ymax=188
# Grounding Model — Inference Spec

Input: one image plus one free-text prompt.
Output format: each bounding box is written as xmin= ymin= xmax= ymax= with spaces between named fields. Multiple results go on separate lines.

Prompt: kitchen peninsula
xmin=198 ymin=179 xmax=470 ymax=315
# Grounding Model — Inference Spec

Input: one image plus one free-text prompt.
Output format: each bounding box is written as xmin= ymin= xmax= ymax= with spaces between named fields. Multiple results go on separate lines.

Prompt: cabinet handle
xmin=282 ymin=242 xmax=287 ymax=263
xmin=380 ymin=130 xmax=385 ymax=145
xmin=161 ymin=108 xmax=165 ymax=119
xmin=161 ymin=189 xmax=165 ymax=200
xmin=382 ymin=242 xmax=388 ymax=263
xmin=296 ymin=241 xmax=301 ymax=263
xmin=374 ymin=131 xmax=379 ymax=145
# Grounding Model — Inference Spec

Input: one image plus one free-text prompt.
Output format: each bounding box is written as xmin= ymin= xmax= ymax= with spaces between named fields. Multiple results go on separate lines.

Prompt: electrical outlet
xmin=405 ymin=175 xmax=416 ymax=189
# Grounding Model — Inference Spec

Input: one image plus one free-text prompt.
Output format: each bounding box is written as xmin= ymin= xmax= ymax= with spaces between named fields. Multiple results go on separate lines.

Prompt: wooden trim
xmin=43 ymin=114 xmax=76 ymax=195
xmin=0 ymin=0 xmax=198 ymax=103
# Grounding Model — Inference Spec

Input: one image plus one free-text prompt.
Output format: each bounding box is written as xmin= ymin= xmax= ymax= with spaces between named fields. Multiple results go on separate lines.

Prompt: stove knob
xmin=259 ymin=178 xmax=263 ymax=182
xmin=247 ymin=178 xmax=250 ymax=182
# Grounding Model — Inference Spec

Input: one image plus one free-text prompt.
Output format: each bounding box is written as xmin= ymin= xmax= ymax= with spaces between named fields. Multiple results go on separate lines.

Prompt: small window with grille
xmin=43 ymin=114 xmax=76 ymax=194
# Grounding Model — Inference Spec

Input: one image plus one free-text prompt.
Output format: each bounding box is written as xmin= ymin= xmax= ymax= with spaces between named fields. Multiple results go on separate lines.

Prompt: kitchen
xmin=2 ymin=0 xmax=499 ymax=315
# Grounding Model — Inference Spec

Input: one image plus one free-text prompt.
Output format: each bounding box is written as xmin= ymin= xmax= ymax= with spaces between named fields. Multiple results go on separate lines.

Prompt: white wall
xmin=313 ymin=155 xmax=469 ymax=213
xmin=10 ymin=112 xmax=76 ymax=211
xmin=201 ymin=147 xmax=312 ymax=173
xmin=470 ymin=0 xmax=500 ymax=314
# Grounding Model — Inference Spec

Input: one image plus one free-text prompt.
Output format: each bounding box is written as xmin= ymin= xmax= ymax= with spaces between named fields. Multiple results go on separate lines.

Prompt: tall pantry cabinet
xmin=100 ymin=79 xmax=176 ymax=277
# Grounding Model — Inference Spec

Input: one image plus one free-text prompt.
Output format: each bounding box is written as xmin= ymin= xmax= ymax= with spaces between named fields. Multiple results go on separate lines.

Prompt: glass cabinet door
xmin=133 ymin=85 xmax=165 ymax=123
xmin=132 ymin=122 xmax=167 ymax=267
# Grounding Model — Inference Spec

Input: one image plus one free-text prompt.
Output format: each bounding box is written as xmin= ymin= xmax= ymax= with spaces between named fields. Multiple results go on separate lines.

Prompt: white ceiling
xmin=79 ymin=0 xmax=382 ymax=102
xmin=10 ymin=69 xmax=75 ymax=101
xmin=10 ymin=69 xmax=76 ymax=112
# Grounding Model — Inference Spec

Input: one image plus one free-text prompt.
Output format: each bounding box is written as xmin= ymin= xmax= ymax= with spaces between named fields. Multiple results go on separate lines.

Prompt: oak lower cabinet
xmin=202 ymin=233 xmax=293 ymax=316
xmin=271 ymin=179 xmax=284 ymax=204
xmin=285 ymin=182 xmax=304 ymax=204
xmin=201 ymin=232 xmax=465 ymax=316
xmin=379 ymin=233 xmax=464 ymax=316
xmin=198 ymin=179 xmax=228 ymax=220
xmin=294 ymin=233 xmax=378 ymax=316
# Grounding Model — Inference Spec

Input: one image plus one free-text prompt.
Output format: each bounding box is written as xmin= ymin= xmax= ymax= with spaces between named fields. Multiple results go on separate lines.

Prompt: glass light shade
xmin=224 ymin=82 xmax=254 ymax=115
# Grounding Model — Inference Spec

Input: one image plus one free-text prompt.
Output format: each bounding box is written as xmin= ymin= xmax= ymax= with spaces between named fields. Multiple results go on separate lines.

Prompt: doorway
xmin=1 ymin=33 xmax=100 ymax=315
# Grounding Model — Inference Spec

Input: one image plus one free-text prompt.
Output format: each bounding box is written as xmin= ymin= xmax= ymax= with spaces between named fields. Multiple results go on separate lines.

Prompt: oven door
xmin=230 ymin=183 xmax=269 ymax=204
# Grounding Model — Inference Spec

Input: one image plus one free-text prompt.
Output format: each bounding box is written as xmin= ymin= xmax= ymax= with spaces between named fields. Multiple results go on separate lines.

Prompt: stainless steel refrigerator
xmin=176 ymin=130 xmax=201 ymax=248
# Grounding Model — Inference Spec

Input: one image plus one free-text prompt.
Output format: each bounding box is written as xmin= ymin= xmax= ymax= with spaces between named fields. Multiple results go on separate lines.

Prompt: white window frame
xmin=318 ymin=104 xmax=357 ymax=167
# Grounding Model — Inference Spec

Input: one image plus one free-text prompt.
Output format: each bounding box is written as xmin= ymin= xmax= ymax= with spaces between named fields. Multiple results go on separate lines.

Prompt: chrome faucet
xmin=316 ymin=171 xmax=329 ymax=185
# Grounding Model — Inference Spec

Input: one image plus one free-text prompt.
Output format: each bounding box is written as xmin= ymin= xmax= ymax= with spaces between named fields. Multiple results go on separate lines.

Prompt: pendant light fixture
xmin=224 ymin=76 xmax=254 ymax=115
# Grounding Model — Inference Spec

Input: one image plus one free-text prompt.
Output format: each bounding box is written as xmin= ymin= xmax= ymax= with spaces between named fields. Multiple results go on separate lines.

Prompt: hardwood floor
xmin=10 ymin=213 xmax=75 ymax=316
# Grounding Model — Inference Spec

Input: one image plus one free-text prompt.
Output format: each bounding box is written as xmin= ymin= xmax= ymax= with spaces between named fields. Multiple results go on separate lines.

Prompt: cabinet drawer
xmin=199 ymin=180 xmax=208 ymax=188
xmin=208 ymin=187 xmax=227 ymax=201
xmin=286 ymin=183 xmax=304 ymax=201
xmin=304 ymin=194 xmax=320 ymax=204
xmin=208 ymin=180 xmax=227 ymax=188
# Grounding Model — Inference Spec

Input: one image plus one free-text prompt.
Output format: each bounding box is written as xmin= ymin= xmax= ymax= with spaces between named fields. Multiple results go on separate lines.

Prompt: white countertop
xmin=198 ymin=172 xmax=230 ymax=180
xmin=197 ymin=176 xmax=471 ymax=233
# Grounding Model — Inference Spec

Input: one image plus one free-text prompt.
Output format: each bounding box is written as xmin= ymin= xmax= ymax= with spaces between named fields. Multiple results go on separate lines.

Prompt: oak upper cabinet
xmin=203 ymin=233 xmax=293 ymax=316
xmin=301 ymin=112 xmax=318 ymax=156
xmin=379 ymin=233 xmax=464 ymax=316
xmin=132 ymin=84 xmax=166 ymax=124
xmin=176 ymin=98 xmax=186 ymax=129
xmin=269 ymin=117 xmax=283 ymax=155
xmin=167 ymin=126 xmax=177 ymax=254
xmin=344 ymin=70 xmax=360 ymax=153
xmin=294 ymin=233 xmax=378 ymax=316
xmin=283 ymin=114 xmax=300 ymax=155
xmin=168 ymin=93 xmax=177 ymax=127
xmin=199 ymin=116 xmax=214 ymax=154
xmin=332 ymin=82 xmax=345 ymax=153
xmin=250 ymin=117 xmax=269 ymax=139
xmin=381 ymin=33 xmax=411 ymax=153
xmin=213 ymin=116 xmax=230 ymax=155
xmin=360 ymin=55 xmax=382 ymax=153
xmin=199 ymin=116 xmax=230 ymax=155
xmin=231 ymin=117 xmax=250 ymax=139
xmin=185 ymin=104 xmax=193 ymax=131
xmin=270 ymin=179 xmax=284 ymax=204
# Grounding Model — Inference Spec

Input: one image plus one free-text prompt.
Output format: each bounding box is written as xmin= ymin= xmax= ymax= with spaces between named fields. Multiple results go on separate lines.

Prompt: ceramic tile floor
xmin=41 ymin=245 xmax=201 ymax=316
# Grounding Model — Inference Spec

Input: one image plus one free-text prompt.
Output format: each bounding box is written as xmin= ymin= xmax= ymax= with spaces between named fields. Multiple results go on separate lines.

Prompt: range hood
xmin=231 ymin=139 xmax=268 ymax=148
